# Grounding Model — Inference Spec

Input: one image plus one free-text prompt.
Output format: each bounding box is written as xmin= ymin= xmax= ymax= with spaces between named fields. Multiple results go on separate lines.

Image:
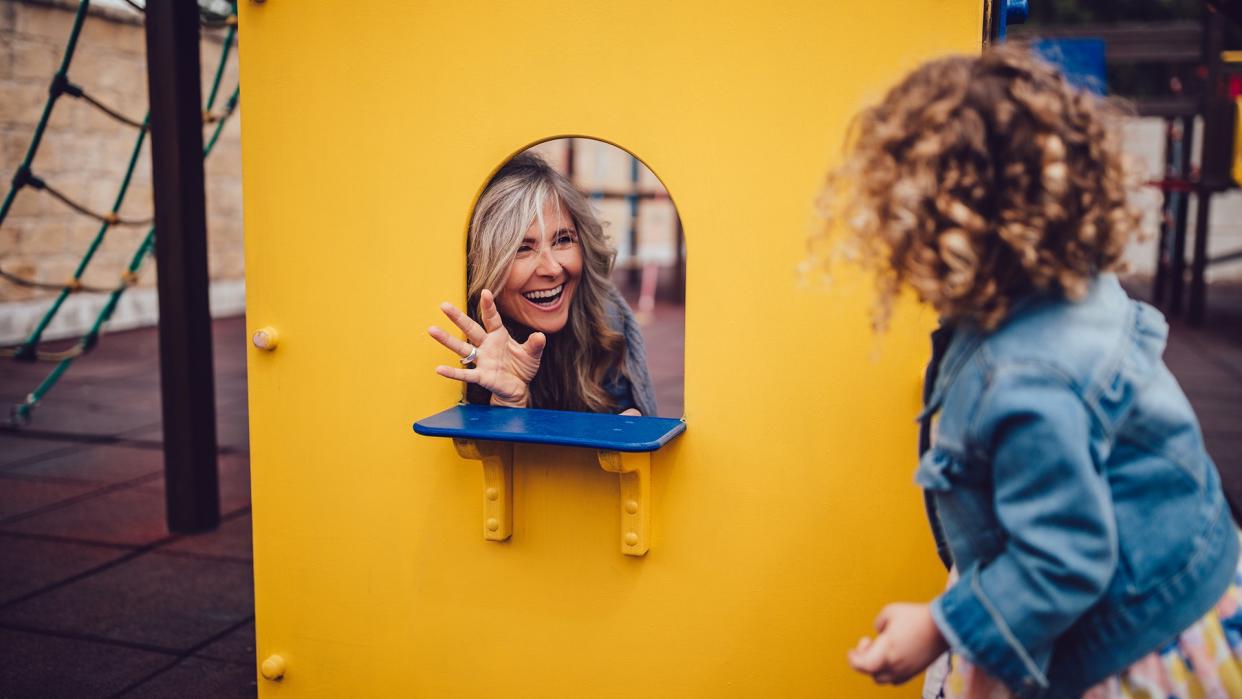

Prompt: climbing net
xmin=0 ymin=0 xmax=240 ymax=425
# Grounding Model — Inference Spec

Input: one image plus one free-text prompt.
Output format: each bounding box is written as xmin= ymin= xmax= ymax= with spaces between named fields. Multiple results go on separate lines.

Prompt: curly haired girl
xmin=821 ymin=47 xmax=1242 ymax=698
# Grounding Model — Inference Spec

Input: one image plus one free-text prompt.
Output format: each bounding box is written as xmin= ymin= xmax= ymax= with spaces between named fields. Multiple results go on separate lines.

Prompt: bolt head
xmin=260 ymin=654 xmax=286 ymax=681
xmin=251 ymin=327 xmax=279 ymax=351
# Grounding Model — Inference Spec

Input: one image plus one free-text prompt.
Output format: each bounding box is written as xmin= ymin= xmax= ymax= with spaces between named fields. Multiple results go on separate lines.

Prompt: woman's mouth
xmin=521 ymin=283 xmax=565 ymax=309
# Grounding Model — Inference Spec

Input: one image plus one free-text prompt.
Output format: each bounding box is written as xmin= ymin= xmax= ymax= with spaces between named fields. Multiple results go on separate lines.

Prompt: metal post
xmin=673 ymin=218 xmax=685 ymax=304
xmin=1190 ymin=6 xmax=1225 ymax=325
xmin=143 ymin=0 xmax=220 ymax=532
xmin=1152 ymin=118 xmax=1175 ymax=305
xmin=627 ymin=156 xmax=641 ymax=290
xmin=1189 ymin=191 xmax=1213 ymax=324
xmin=1170 ymin=115 xmax=1194 ymax=316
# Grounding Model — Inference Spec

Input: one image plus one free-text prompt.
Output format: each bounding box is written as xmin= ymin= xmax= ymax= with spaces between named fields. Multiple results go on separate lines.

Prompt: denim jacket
xmin=918 ymin=274 xmax=1238 ymax=698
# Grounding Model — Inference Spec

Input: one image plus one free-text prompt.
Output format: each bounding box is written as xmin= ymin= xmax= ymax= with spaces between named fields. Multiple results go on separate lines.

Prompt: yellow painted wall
xmin=238 ymin=3 xmax=981 ymax=696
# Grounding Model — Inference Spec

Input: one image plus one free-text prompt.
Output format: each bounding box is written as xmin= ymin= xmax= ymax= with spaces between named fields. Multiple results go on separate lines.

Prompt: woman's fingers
xmin=523 ymin=331 xmax=546 ymax=362
xmin=428 ymin=325 xmax=474 ymax=358
xmin=478 ymin=289 xmax=504 ymax=333
xmin=439 ymin=302 xmax=486 ymax=345
xmin=434 ymin=365 xmax=480 ymax=384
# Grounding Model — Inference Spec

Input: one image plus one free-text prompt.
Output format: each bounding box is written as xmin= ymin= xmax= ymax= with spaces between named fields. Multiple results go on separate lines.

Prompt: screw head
xmin=252 ymin=326 xmax=279 ymax=351
xmin=260 ymin=654 xmax=286 ymax=681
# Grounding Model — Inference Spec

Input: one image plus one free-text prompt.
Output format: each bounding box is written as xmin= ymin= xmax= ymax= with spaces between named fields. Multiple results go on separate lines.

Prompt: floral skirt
xmin=925 ymin=556 xmax=1242 ymax=699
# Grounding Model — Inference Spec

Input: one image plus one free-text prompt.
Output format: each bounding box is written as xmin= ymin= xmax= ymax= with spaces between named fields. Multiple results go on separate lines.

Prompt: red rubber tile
xmin=0 ymin=435 xmax=78 ymax=469
xmin=0 ymin=533 xmax=130 ymax=605
xmin=7 ymin=444 xmax=165 ymax=484
xmin=125 ymin=656 xmax=257 ymax=698
xmin=161 ymin=513 xmax=252 ymax=560
xmin=134 ymin=452 xmax=250 ymax=515
xmin=19 ymin=400 xmax=161 ymax=438
xmin=193 ymin=621 xmax=256 ymax=666
xmin=0 ymin=628 xmax=173 ymax=698
xmin=0 ymin=551 xmax=253 ymax=653
xmin=0 ymin=486 xmax=169 ymax=546
xmin=0 ymin=477 xmax=100 ymax=522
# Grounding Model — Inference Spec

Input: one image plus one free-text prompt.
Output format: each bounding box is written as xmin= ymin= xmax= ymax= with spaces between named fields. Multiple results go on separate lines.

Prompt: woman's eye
xmin=554 ymin=234 xmax=577 ymax=247
xmin=516 ymin=244 xmax=534 ymax=256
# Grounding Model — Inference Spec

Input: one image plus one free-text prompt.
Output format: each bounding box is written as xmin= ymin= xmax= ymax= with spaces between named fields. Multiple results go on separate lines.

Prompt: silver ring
xmin=459 ymin=344 xmax=478 ymax=365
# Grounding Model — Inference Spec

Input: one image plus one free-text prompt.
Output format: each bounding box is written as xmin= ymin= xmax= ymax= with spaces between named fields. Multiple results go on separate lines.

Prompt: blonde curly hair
xmin=814 ymin=46 xmax=1140 ymax=331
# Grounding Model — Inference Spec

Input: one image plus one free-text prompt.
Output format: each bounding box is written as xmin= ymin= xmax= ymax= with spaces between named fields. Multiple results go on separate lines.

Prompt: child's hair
xmin=813 ymin=45 xmax=1140 ymax=330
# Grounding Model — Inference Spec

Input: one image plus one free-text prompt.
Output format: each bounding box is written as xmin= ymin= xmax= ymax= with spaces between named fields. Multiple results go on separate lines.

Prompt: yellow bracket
xmin=448 ymin=440 xmax=651 ymax=555
xmin=597 ymin=450 xmax=651 ymax=557
xmin=452 ymin=439 xmax=513 ymax=541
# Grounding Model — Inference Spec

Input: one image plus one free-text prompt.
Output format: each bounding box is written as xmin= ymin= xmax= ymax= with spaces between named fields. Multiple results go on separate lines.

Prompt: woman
xmin=428 ymin=151 xmax=657 ymax=415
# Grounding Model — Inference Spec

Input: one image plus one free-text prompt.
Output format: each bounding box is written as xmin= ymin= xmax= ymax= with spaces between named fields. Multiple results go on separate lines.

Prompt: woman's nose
xmin=535 ymin=248 xmax=562 ymax=277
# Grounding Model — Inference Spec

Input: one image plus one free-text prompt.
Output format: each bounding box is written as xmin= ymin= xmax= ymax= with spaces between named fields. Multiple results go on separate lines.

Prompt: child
xmin=817 ymin=47 xmax=1242 ymax=698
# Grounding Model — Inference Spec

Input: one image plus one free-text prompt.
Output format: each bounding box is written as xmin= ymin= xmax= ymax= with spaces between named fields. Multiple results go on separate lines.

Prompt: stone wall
xmin=0 ymin=0 xmax=243 ymax=342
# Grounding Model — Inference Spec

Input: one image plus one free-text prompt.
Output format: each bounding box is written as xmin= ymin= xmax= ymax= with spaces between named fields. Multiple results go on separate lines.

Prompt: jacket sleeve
xmin=606 ymin=284 xmax=658 ymax=417
xmin=930 ymin=365 xmax=1117 ymax=695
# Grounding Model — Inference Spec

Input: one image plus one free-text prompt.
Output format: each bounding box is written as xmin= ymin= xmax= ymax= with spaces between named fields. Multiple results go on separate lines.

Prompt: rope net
xmin=0 ymin=0 xmax=241 ymax=425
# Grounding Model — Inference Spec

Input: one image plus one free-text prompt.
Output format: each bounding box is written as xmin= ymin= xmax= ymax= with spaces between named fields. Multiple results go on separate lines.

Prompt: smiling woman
xmin=428 ymin=149 xmax=659 ymax=415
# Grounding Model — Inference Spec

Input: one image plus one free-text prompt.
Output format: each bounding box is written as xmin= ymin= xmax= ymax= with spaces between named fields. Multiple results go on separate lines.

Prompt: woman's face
xmin=495 ymin=201 xmax=583 ymax=334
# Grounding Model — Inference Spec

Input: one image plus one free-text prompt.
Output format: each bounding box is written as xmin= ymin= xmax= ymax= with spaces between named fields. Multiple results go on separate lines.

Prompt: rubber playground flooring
xmin=0 ymin=284 xmax=1238 ymax=697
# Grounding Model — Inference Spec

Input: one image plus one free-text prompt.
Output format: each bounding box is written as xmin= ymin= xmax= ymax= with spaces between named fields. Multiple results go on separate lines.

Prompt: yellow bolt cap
xmin=252 ymin=327 xmax=279 ymax=351
xmin=260 ymin=654 xmax=286 ymax=681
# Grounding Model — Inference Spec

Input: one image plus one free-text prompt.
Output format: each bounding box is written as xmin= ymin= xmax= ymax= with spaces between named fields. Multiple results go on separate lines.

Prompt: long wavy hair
xmin=466 ymin=151 xmax=626 ymax=412
xmin=811 ymin=45 xmax=1140 ymax=331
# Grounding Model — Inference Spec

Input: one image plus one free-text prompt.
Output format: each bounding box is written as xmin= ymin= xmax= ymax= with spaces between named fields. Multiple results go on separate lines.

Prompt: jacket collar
xmin=916 ymin=321 xmax=984 ymax=421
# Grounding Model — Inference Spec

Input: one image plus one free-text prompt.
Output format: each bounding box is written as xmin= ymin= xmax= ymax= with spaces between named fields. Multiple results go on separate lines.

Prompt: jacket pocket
xmin=915 ymin=447 xmax=980 ymax=491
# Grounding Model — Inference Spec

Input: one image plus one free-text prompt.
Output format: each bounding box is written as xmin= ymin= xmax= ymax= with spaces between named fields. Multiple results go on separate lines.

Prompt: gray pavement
xmin=0 ymin=316 xmax=255 ymax=699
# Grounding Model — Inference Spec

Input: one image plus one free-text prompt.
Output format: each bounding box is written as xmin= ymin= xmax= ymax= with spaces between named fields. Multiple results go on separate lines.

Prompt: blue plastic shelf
xmin=413 ymin=404 xmax=685 ymax=452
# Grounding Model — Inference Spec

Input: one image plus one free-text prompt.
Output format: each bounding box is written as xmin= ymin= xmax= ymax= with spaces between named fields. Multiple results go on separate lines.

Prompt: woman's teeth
xmin=523 ymin=284 xmax=564 ymax=306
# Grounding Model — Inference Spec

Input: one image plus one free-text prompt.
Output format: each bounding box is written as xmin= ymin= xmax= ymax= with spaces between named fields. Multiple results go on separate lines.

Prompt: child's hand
xmin=847 ymin=603 xmax=948 ymax=685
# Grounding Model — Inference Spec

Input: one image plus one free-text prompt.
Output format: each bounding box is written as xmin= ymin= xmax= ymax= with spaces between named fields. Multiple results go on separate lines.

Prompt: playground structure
xmin=238 ymin=2 xmax=1011 ymax=696
xmin=5 ymin=2 xmax=1242 ymax=694
xmin=1016 ymin=6 xmax=1242 ymax=323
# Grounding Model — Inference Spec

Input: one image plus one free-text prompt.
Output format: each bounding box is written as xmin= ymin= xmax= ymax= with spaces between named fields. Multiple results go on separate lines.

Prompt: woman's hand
xmin=847 ymin=602 xmax=948 ymax=685
xmin=428 ymin=289 xmax=546 ymax=407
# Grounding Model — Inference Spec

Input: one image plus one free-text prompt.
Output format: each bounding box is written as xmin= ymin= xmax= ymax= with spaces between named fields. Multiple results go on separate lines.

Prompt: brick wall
xmin=0 ymin=0 xmax=242 ymax=337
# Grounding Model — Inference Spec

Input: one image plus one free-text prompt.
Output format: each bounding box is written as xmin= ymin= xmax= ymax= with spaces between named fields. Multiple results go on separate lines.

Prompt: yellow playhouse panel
xmin=238 ymin=2 xmax=981 ymax=696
